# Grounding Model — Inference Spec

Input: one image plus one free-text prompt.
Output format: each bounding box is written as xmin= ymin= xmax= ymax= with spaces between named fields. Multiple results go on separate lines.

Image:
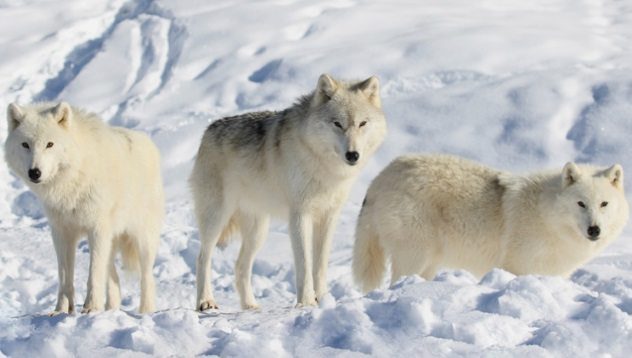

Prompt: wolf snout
xmin=345 ymin=151 xmax=360 ymax=165
xmin=28 ymin=168 xmax=41 ymax=183
xmin=587 ymin=225 xmax=601 ymax=240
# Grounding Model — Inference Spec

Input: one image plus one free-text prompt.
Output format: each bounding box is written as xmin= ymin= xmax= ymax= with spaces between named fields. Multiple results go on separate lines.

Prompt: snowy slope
xmin=1 ymin=0 xmax=632 ymax=356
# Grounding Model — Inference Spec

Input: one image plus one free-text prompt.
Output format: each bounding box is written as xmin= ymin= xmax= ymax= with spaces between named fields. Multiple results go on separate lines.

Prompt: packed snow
xmin=2 ymin=0 xmax=632 ymax=356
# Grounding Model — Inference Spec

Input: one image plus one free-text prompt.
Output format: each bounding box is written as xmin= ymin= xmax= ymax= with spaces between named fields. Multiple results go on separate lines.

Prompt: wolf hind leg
xmin=134 ymin=233 xmax=158 ymax=314
xmin=234 ymin=212 xmax=269 ymax=310
xmin=420 ymin=264 xmax=438 ymax=281
xmin=389 ymin=248 xmax=429 ymax=287
xmin=195 ymin=198 xmax=234 ymax=311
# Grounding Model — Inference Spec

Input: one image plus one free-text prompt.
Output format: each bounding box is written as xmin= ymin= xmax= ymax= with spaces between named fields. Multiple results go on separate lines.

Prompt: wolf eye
xmin=46 ymin=142 xmax=54 ymax=148
xmin=333 ymin=121 xmax=343 ymax=129
xmin=601 ymin=201 xmax=608 ymax=207
xmin=577 ymin=201 xmax=586 ymax=208
xmin=359 ymin=121 xmax=367 ymax=127
xmin=21 ymin=142 xmax=29 ymax=149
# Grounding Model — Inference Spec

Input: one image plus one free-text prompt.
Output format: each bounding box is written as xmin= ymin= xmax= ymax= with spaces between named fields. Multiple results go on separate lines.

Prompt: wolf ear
xmin=54 ymin=102 xmax=72 ymax=128
xmin=605 ymin=164 xmax=624 ymax=190
xmin=357 ymin=76 xmax=381 ymax=108
xmin=7 ymin=103 xmax=24 ymax=131
xmin=313 ymin=74 xmax=338 ymax=106
xmin=562 ymin=162 xmax=581 ymax=188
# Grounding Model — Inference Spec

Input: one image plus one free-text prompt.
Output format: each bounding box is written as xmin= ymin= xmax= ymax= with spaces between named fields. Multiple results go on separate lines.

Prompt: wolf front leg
xmin=82 ymin=227 xmax=113 ymax=313
xmin=51 ymin=225 xmax=79 ymax=315
xmin=289 ymin=210 xmax=317 ymax=307
xmin=312 ymin=209 xmax=340 ymax=301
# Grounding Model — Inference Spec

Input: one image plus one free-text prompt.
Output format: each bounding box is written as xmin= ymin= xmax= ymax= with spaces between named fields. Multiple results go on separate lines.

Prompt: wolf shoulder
xmin=70 ymin=108 xmax=160 ymax=160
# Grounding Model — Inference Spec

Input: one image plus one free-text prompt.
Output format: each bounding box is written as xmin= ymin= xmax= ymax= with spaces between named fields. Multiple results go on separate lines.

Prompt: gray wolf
xmin=353 ymin=154 xmax=629 ymax=292
xmin=190 ymin=74 xmax=387 ymax=310
xmin=5 ymin=102 xmax=164 ymax=314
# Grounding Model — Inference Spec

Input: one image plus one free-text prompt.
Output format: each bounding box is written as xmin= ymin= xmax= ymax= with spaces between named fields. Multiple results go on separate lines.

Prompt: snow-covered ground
xmin=2 ymin=0 xmax=632 ymax=356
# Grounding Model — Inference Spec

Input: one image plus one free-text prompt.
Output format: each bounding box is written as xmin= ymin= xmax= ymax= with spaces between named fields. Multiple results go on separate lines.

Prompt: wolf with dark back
xmin=190 ymin=74 xmax=387 ymax=310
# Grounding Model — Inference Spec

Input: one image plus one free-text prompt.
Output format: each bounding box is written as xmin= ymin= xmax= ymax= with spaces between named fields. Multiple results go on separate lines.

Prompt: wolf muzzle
xmin=345 ymin=151 xmax=359 ymax=165
xmin=587 ymin=225 xmax=600 ymax=241
xmin=28 ymin=168 xmax=41 ymax=183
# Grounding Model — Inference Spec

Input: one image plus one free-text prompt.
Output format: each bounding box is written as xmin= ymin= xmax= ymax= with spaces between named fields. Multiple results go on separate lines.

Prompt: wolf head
xmin=555 ymin=162 xmax=629 ymax=243
xmin=5 ymin=102 xmax=76 ymax=186
xmin=301 ymin=74 xmax=387 ymax=171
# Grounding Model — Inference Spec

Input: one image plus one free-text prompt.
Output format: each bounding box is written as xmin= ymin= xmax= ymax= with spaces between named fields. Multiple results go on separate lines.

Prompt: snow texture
xmin=1 ymin=0 xmax=632 ymax=356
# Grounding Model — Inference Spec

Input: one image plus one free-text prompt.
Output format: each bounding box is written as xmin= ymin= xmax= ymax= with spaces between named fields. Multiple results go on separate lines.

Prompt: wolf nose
xmin=587 ymin=225 xmax=601 ymax=239
xmin=345 ymin=151 xmax=360 ymax=165
xmin=28 ymin=168 xmax=41 ymax=182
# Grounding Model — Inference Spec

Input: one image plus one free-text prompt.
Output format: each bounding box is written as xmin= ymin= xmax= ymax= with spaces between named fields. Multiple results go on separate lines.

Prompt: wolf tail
xmin=216 ymin=215 xmax=240 ymax=249
xmin=352 ymin=204 xmax=385 ymax=293
xmin=119 ymin=234 xmax=141 ymax=273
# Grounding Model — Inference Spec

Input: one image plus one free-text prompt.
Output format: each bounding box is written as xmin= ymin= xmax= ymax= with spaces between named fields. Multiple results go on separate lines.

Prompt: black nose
xmin=587 ymin=225 xmax=601 ymax=239
xmin=345 ymin=151 xmax=360 ymax=164
xmin=28 ymin=168 xmax=41 ymax=181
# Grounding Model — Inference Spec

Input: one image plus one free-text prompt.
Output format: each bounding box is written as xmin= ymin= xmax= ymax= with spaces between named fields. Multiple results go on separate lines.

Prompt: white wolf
xmin=190 ymin=74 xmax=387 ymax=310
xmin=5 ymin=102 xmax=164 ymax=314
xmin=353 ymin=154 xmax=629 ymax=292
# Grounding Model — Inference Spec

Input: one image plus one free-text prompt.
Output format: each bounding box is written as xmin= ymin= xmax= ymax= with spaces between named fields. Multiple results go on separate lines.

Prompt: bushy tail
xmin=216 ymin=214 xmax=240 ymax=249
xmin=352 ymin=211 xmax=386 ymax=293
xmin=119 ymin=235 xmax=140 ymax=273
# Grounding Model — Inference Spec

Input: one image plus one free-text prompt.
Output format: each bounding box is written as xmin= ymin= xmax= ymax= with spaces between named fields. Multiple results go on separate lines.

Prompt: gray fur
xmin=190 ymin=74 xmax=387 ymax=310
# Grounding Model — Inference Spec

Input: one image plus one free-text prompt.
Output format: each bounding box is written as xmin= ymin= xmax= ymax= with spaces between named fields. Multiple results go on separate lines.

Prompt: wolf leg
xmin=137 ymin=235 xmax=157 ymax=314
xmin=105 ymin=244 xmax=121 ymax=310
xmin=51 ymin=225 xmax=79 ymax=315
xmin=235 ymin=213 xmax=269 ymax=310
xmin=420 ymin=264 xmax=438 ymax=281
xmin=195 ymin=204 xmax=232 ymax=311
xmin=289 ymin=210 xmax=316 ymax=307
xmin=312 ymin=209 xmax=340 ymax=301
xmin=83 ymin=227 xmax=113 ymax=313
xmin=389 ymin=248 xmax=427 ymax=287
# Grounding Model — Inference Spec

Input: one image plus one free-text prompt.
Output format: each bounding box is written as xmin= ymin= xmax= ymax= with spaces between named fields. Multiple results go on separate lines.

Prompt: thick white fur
xmin=190 ymin=74 xmax=387 ymax=310
xmin=353 ymin=154 xmax=629 ymax=292
xmin=4 ymin=102 xmax=164 ymax=314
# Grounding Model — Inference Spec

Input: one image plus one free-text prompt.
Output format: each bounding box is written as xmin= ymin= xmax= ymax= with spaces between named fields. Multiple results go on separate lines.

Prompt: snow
xmin=1 ymin=0 xmax=632 ymax=356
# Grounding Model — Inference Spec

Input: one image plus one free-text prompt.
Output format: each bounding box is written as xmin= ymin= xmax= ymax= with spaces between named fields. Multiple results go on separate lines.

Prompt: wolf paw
xmin=81 ymin=302 xmax=103 ymax=314
xmin=197 ymin=299 xmax=219 ymax=311
xmin=49 ymin=310 xmax=72 ymax=317
xmin=241 ymin=302 xmax=260 ymax=310
xmin=81 ymin=307 xmax=101 ymax=314
xmin=295 ymin=298 xmax=318 ymax=308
